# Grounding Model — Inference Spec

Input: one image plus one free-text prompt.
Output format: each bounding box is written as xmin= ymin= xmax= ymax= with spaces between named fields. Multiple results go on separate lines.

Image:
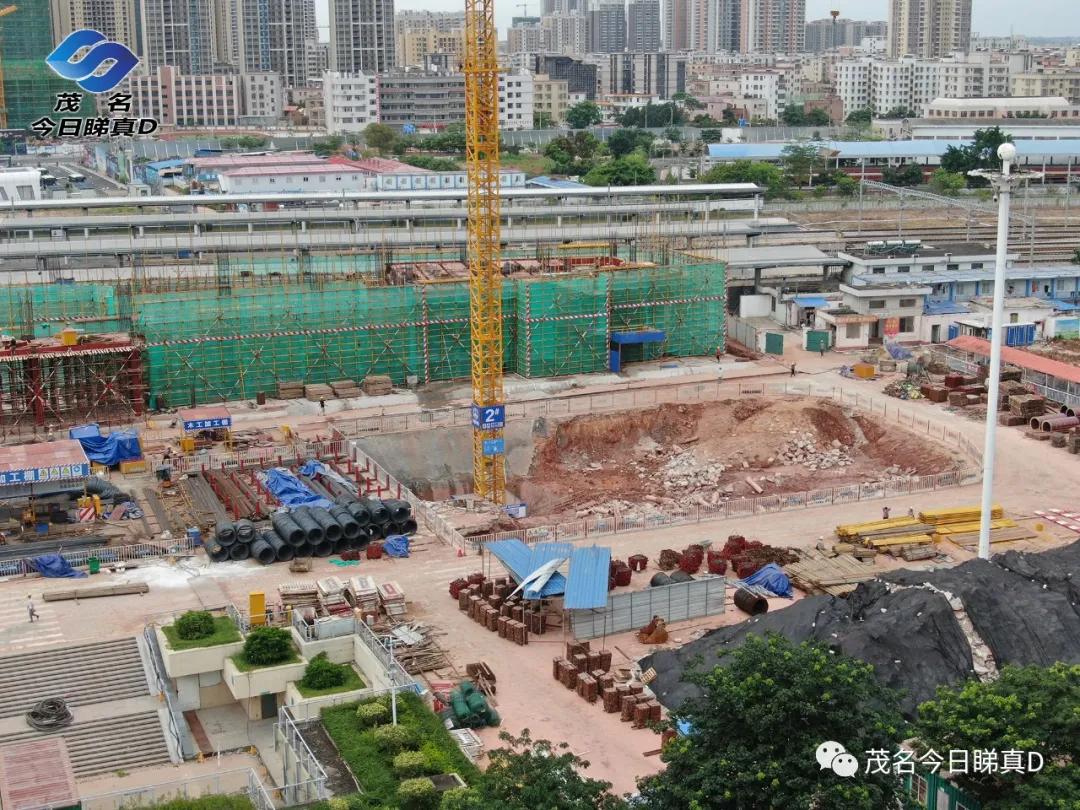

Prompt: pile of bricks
xmin=454 ymin=574 xmax=547 ymax=646
xmin=550 ymin=642 xmax=660 ymax=728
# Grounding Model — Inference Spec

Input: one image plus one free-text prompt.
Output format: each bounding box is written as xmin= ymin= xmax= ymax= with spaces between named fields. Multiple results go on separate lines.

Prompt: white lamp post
xmin=970 ymin=143 xmax=1040 ymax=560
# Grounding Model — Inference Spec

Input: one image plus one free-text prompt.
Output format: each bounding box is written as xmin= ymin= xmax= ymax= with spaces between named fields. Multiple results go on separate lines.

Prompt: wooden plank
xmin=43 ymin=583 xmax=150 ymax=602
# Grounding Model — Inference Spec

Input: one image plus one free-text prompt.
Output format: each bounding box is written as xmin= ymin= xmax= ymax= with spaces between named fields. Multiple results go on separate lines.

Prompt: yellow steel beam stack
xmin=464 ymin=0 xmax=506 ymax=503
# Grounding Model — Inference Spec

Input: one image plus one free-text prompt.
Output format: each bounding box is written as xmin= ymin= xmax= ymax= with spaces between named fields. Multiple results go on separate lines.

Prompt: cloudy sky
xmin=313 ymin=0 xmax=1076 ymax=40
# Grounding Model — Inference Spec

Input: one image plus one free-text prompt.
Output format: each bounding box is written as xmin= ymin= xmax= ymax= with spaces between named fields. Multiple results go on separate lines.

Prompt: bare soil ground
xmin=1025 ymin=338 xmax=1080 ymax=366
xmin=509 ymin=397 xmax=961 ymax=525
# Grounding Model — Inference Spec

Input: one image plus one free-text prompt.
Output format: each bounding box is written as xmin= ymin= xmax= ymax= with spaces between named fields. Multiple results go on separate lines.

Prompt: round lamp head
xmin=997 ymin=142 xmax=1017 ymax=163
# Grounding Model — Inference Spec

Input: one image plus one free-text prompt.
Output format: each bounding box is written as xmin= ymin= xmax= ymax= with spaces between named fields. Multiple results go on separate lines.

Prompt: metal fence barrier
xmin=79 ymin=769 xmax=275 ymax=810
xmin=571 ymin=576 xmax=726 ymax=640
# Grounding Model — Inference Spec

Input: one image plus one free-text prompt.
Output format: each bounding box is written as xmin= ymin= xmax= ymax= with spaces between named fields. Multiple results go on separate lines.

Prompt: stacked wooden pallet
xmin=279 ymin=582 xmax=320 ymax=611
xmin=330 ymin=379 xmax=362 ymax=398
xmin=277 ymin=381 xmax=305 ymax=400
xmin=785 ymin=549 xmax=876 ymax=596
xmin=931 ymin=518 xmax=1016 ymax=541
xmin=362 ymin=375 xmax=393 ymax=396
xmin=1009 ymin=395 xmax=1046 ymax=420
xmin=347 ymin=575 xmax=380 ymax=615
xmin=304 ymin=383 xmax=334 ymax=402
xmin=378 ymin=581 xmax=407 ymax=619
xmin=944 ymin=526 xmax=1037 ymax=547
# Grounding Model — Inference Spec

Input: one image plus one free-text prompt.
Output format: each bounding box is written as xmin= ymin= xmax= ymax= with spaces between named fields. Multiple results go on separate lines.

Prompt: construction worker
xmin=26 ymin=595 xmax=39 ymax=623
xmin=908 ymin=507 xmax=915 ymax=518
xmin=790 ymin=363 xmax=797 ymax=376
xmin=882 ymin=506 xmax=891 ymax=520
xmin=319 ymin=398 xmax=326 ymax=415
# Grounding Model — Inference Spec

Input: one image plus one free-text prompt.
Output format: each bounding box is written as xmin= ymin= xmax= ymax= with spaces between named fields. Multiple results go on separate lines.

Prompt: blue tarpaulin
xmin=262 ymin=468 xmax=332 ymax=509
xmin=383 ymin=534 xmax=410 ymax=557
xmin=792 ymin=296 xmax=828 ymax=308
xmin=68 ymin=423 xmax=101 ymax=440
xmin=299 ymin=458 xmax=358 ymax=494
xmin=739 ymin=563 xmax=792 ymax=598
xmin=884 ymin=341 xmax=913 ymax=361
xmin=75 ymin=430 xmax=141 ymax=466
xmin=31 ymin=554 xmax=87 ymax=578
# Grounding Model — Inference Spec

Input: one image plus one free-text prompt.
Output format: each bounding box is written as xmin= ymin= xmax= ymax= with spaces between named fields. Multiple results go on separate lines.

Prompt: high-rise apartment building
xmin=804 ymin=17 xmax=887 ymax=52
xmin=628 ymin=0 xmax=662 ymax=51
xmin=542 ymin=14 xmax=590 ymax=56
xmin=396 ymin=28 xmax=465 ymax=69
xmin=589 ymin=1 xmax=626 ymax=53
xmin=330 ymin=0 xmax=395 ymax=74
xmin=140 ymin=0 xmax=217 ymax=74
xmin=395 ymin=9 xmax=465 ymax=33
xmin=509 ymin=17 xmax=550 ymax=54
xmin=888 ymin=0 xmax=971 ymax=59
xmin=663 ymin=0 xmax=689 ymax=51
xmin=590 ymin=52 xmax=687 ymax=99
xmin=740 ymin=0 xmax=805 ymax=54
xmin=688 ymin=0 xmax=740 ymax=53
xmin=214 ymin=0 xmax=317 ymax=87
xmin=49 ymin=0 xmax=139 ymax=50
xmin=532 ymin=54 xmax=598 ymax=98
xmin=4 ymin=0 xmax=73 ymax=129
xmin=542 ymin=0 xmax=580 ymax=13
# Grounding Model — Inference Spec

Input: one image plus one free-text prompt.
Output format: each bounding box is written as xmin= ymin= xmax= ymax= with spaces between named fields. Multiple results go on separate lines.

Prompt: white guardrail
xmin=344 ymin=380 xmax=984 ymax=554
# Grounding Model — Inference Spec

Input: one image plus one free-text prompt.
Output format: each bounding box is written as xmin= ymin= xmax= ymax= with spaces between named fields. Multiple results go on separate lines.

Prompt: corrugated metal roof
xmin=528 ymin=176 xmax=589 ymax=189
xmin=485 ymin=539 xmax=568 ymax=598
xmin=563 ymin=546 xmax=612 ymax=610
xmin=707 ymin=139 xmax=1080 ymax=161
xmin=945 ymin=336 xmax=1080 ymax=384
xmin=792 ymin=296 xmax=828 ymax=308
xmin=924 ymin=300 xmax=971 ymax=315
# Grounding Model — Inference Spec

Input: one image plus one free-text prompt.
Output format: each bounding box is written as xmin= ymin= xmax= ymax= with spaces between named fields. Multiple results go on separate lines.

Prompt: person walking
xmin=26 ymin=595 xmax=39 ymax=623
xmin=319 ymin=398 xmax=326 ymax=415
xmin=819 ymin=345 xmax=826 ymax=358
xmin=908 ymin=507 xmax=915 ymax=518
xmin=715 ymin=346 xmax=722 ymax=364
xmin=790 ymin=363 xmax=797 ymax=376
xmin=882 ymin=506 xmax=891 ymax=520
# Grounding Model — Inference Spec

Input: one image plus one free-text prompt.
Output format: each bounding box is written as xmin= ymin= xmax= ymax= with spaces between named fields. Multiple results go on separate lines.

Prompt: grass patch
xmin=321 ymin=693 xmax=480 ymax=807
xmin=133 ymin=796 xmax=253 ymax=810
xmin=500 ymin=153 xmax=554 ymax=176
xmin=229 ymin=650 xmax=301 ymax=672
xmin=161 ymin=616 xmax=241 ymax=651
xmin=296 ymin=666 xmax=366 ymax=698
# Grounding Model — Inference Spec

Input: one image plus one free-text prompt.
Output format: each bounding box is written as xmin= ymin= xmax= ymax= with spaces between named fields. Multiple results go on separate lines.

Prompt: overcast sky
xmin=313 ymin=0 xmax=1078 ymax=40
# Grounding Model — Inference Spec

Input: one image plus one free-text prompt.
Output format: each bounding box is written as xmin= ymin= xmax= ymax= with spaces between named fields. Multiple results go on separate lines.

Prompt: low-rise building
xmin=815 ymin=282 xmax=931 ymax=348
xmin=924 ymin=96 xmax=1080 ymax=120
xmin=532 ymin=73 xmax=570 ymax=125
xmin=322 ymin=72 xmax=380 ymax=134
xmin=375 ymin=69 xmax=533 ymax=131
xmin=839 ymin=241 xmax=1005 ymax=282
xmin=123 ymin=67 xmax=284 ymax=128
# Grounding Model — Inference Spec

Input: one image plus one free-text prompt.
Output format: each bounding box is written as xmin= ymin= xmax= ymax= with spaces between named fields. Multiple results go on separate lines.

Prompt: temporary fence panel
xmin=571 ymin=577 xmax=726 ymax=640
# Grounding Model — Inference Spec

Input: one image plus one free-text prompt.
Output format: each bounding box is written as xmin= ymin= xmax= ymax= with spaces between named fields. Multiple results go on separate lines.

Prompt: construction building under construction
xmin=0 ymin=245 xmax=725 ymax=435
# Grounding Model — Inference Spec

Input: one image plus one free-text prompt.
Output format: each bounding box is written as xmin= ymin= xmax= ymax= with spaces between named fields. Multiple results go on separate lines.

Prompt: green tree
xmin=672 ymin=91 xmax=704 ymax=111
xmin=912 ymin=663 xmax=1080 ymax=809
xmin=607 ymin=128 xmax=655 ymax=158
xmin=663 ymin=126 xmax=683 ymax=144
xmin=1072 ymin=248 xmax=1080 ymax=265
xmin=930 ymin=168 xmax=966 ymax=196
xmin=880 ymin=106 xmax=919 ymax=119
xmin=533 ymin=110 xmax=554 ymax=129
xmin=846 ymin=108 xmax=874 ymax=127
xmin=565 ymin=100 xmax=603 ymax=129
xmin=420 ymin=123 xmax=466 ymax=153
xmin=881 ymin=162 xmax=925 ymax=187
xmin=940 ymin=126 xmax=1013 ymax=188
xmin=311 ymin=136 xmax=345 ymax=157
xmin=543 ymin=131 xmax=601 ymax=175
xmin=439 ymin=730 xmax=625 ymax=810
xmin=691 ymin=113 xmax=724 ymax=128
xmin=401 ymin=154 xmax=460 ymax=171
xmin=780 ymin=105 xmax=807 ymax=126
xmin=619 ymin=102 xmax=685 ymax=128
xmin=242 ymin=627 xmax=293 ymax=666
xmin=583 ymin=152 xmax=656 ymax=186
xmin=636 ymin=634 xmax=907 ymax=810
xmin=363 ymin=123 xmax=399 ymax=155
xmin=701 ymin=159 xmax=793 ymax=199
xmin=834 ymin=173 xmax=859 ymax=197
xmin=780 ymin=142 xmax=824 ymax=186
xmin=807 ymin=107 xmax=833 ymax=126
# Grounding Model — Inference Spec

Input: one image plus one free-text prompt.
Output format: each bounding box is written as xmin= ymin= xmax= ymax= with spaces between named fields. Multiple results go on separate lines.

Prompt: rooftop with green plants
xmin=131 ymin=795 xmax=253 ymax=810
xmin=229 ymin=626 xmax=300 ymax=671
xmin=161 ymin=611 xmax=242 ymax=651
xmin=296 ymin=653 xmax=366 ymax=698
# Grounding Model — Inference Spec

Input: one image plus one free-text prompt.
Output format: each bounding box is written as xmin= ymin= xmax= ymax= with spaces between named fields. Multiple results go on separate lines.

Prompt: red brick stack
xmin=450 ymin=573 xmax=546 ymax=646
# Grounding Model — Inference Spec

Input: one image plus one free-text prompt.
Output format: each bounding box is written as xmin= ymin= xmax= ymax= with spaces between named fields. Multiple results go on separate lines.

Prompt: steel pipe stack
xmin=228 ymin=542 xmax=250 ymax=561
xmin=264 ymin=531 xmax=295 ymax=562
xmin=310 ymin=507 xmax=343 ymax=542
xmin=294 ymin=540 xmax=313 ymax=558
xmin=215 ymin=521 xmax=236 ymax=547
xmin=291 ymin=507 xmax=324 ymax=543
xmin=312 ymin=538 xmax=335 ymax=557
xmin=329 ymin=506 xmax=361 ymax=539
xmin=249 ymin=535 xmax=277 ymax=565
xmin=382 ymin=499 xmax=412 ymax=522
xmin=343 ymin=500 xmax=372 ymax=527
xmin=206 ymin=541 xmax=230 ymax=562
xmin=361 ymin=497 xmax=390 ymax=525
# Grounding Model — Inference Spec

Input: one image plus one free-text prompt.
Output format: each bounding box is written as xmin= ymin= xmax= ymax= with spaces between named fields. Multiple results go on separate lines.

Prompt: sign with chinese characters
xmin=482 ymin=438 xmax=505 ymax=456
xmin=0 ymin=462 xmax=91 ymax=486
xmin=816 ymin=740 xmax=1045 ymax=779
xmin=32 ymin=91 xmax=158 ymax=140
xmin=471 ymin=403 xmax=505 ymax=430
xmin=883 ymin=317 xmax=901 ymax=337
xmin=182 ymin=417 xmax=232 ymax=432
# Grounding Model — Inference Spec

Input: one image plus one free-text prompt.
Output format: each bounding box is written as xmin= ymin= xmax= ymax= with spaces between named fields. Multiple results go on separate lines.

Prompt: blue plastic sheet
xmin=884 ymin=340 xmax=913 ymax=360
xmin=68 ymin=423 xmax=101 ymax=440
xmin=76 ymin=430 xmax=141 ymax=466
xmin=31 ymin=554 xmax=87 ymax=578
xmin=383 ymin=534 xmax=410 ymax=558
xmin=299 ymin=458 xmax=357 ymax=494
xmin=739 ymin=563 xmax=793 ymax=598
xmin=263 ymin=468 xmax=332 ymax=508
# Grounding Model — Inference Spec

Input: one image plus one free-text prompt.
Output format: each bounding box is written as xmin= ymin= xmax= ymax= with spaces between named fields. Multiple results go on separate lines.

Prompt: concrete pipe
xmin=294 ymin=540 xmax=313 ymax=558
xmin=290 ymin=507 xmax=324 ymax=543
xmin=310 ymin=507 xmax=343 ymax=542
xmin=361 ymin=497 xmax=390 ymax=524
xmin=234 ymin=519 xmax=256 ymax=544
xmin=1030 ymin=416 xmax=1043 ymax=430
xmin=1041 ymin=416 xmax=1079 ymax=432
xmin=206 ymin=540 xmax=230 ymax=562
xmin=312 ymin=538 xmax=335 ymax=557
xmin=215 ymin=521 xmax=236 ymax=546
xmin=249 ymin=537 xmax=276 ymax=565
xmin=734 ymin=588 xmax=769 ymax=616
xmin=382 ymin=498 xmax=412 ymax=521
xmin=649 ymin=572 xmax=673 ymax=588
xmin=329 ymin=505 xmax=361 ymax=539
xmin=271 ymin=513 xmax=305 ymax=546
xmin=264 ymin=531 xmax=295 ymax=562
xmin=228 ymin=542 xmax=251 ymax=561
xmin=345 ymin=500 xmax=372 ymax=526
xmin=393 ymin=517 xmax=419 ymax=536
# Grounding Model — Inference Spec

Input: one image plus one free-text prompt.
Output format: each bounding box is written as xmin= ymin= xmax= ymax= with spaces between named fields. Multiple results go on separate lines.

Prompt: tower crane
xmin=0 ymin=5 xmax=18 ymax=130
xmin=464 ymin=0 xmax=506 ymax=503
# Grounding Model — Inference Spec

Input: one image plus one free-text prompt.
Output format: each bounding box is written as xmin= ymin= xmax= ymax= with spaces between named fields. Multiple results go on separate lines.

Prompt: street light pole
xmin=970 ymin=143 xmax=1040 ymax=560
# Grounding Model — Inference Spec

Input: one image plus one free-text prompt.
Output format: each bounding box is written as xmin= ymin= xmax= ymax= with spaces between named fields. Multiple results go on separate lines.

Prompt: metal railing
xmin=141 ymin=624 xmax=193 ymax=761
xmin=354 ymin=616 xmax=422 ymax=694
xmin=341 ymin=380 xmax=984 ymax=553
xmin=0 ymin=537 xmax=195 ymax=579
xmin=275 ymin=706 xmax=329 ymax=806
xmin=79 ymin=768 xmax=275 ymax=810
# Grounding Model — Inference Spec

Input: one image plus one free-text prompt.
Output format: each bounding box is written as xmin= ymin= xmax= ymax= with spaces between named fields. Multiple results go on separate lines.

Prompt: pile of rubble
xmin=575 ymin=498 xmax=675 ymax=520
xmin=778 ymin=432 xmax=853 ymax=471
xmin=653 ymin=449 xmax=727 ymax=493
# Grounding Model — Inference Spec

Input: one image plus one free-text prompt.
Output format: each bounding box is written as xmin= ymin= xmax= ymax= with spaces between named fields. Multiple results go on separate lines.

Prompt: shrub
xmin=301 ymin=652 xmax=348 ymax=691
xmin=438 ymin=788 xmax=476 ymax=810
xmin=373 ymin=723 xmax=419 ymax=754
xmin=327 ymin=798 xmax=349 ymax=810
xmin=397 ymin=778 xmax=439 ymax=810
xmin=356 ymin=701 xmax=390 ymax=728
xmin=242 ymin=626 xmax=293 ymax=666
xmin=420 ymin=741 xmax=453 ymax=774
xmin=175 ymin=610 xmax=215 ymax=640
xmin=393 ymin=750 xmax=430 ymax=778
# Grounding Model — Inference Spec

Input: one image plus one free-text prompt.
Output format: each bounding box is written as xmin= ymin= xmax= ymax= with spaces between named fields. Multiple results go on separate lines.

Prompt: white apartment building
xmin=322 ymin=72 xmax=380 ymax=134
xmin=123 ymin=67 xmax=283 ymax=128
xmin=924 ymin=96 xmax=1080 ymax=120
xmin=541 ymin=14 xmax=590 ymax=56
xmin=499 ymin=71 xmax=535 ymax=130
xmin=738 ymin=70 xmax=799 ymax=119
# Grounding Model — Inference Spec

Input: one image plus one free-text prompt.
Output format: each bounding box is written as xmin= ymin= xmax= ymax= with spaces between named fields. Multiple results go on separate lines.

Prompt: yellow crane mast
xmin=464 ymin=0 xmax=506 ymax=503
xmin=0 ymin=5 xmax=18 ymax=130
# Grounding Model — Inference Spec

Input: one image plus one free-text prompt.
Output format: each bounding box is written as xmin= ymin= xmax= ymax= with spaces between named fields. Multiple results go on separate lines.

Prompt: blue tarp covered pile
xmin=261 ymin=468 xmax=332 ymax=509
xmin=298 ymin=458 xmax=358 ymax=495
xmin=739 ymin=563 xmax=793 ymax=598
xmin=74 ymin=429 xmax=142 ymax=466
xmin=383 ymin=534 xmax=410 ymax=557
xmin=884 ymin=341 xmax=913 ymax=361
xmin=31 ymin=554 xmax=87 ymax=578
